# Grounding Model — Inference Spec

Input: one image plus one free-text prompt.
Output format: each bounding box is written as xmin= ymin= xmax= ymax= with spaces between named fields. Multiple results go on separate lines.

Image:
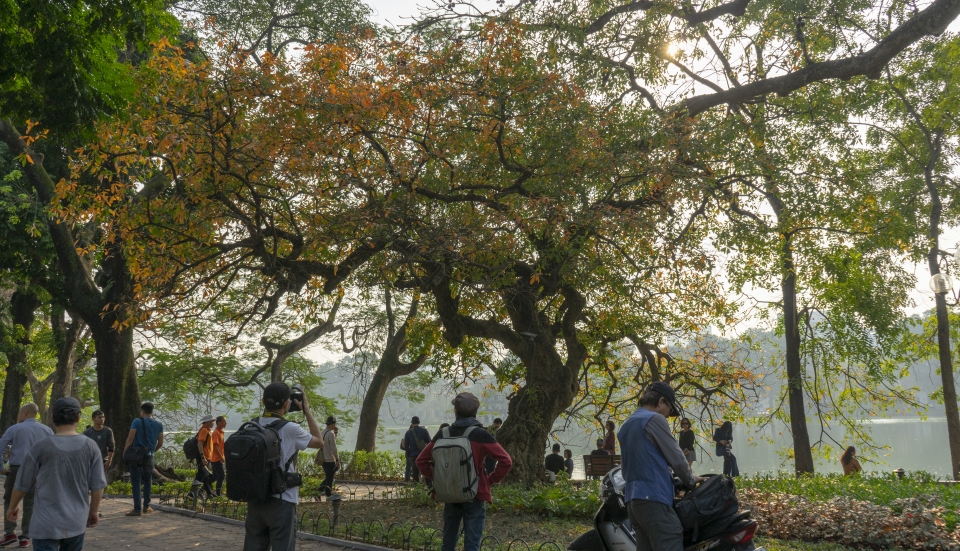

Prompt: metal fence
xmin=156 ymin=490 xmax=566 ymax=551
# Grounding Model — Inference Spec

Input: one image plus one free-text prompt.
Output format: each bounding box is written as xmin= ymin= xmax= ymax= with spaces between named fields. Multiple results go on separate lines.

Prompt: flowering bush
xmin=742 ymin=489 xmax=960 ymax=550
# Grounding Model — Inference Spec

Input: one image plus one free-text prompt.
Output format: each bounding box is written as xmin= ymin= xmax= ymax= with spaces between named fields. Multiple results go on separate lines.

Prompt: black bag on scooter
xmin=674 ymin=475 xmax=740 ymax=545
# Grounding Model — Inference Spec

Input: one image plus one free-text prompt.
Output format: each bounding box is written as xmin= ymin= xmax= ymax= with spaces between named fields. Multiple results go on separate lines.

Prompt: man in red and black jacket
xmin=416 ymin=393 xmax=512 ymax=551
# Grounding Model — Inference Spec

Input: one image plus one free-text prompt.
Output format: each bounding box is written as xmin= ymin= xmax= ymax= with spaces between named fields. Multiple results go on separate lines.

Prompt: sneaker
xmin=17 ymin=538 xmax=28 ymax=548
xmin=125 ymin=510 xmax=142 ymax=517
xmin=0 ymin=534 xmax=17 ymax=547
xmin=143 ymin=506 xmax=154 ymax=514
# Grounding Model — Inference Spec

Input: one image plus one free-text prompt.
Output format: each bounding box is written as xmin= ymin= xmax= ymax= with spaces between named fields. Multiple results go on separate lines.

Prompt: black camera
xmin=288 ymin=384 xmax=305 ymax=412
xmin=284 ymin=470 xmax=303 ymax=489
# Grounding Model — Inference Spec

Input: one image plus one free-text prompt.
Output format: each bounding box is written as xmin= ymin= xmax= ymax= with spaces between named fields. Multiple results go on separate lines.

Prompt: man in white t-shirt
xmin=243 ymin=382 xmax=323 ymax=551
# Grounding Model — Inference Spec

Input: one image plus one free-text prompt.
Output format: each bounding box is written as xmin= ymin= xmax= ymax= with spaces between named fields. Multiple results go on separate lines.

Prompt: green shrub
xmin=491 ymin=479 xmax=601 ymax=518
xmin=340 ymin=450 xmax=406 ymax=480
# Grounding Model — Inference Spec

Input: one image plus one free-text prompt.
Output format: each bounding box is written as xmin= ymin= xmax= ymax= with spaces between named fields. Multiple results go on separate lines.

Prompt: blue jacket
xmin=618 ymin=408 xmax=674 ymax=506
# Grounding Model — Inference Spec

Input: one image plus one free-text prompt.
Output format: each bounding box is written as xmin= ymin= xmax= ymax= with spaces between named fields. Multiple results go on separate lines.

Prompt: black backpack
xmin=183 ymin=432 xmax=201 ymax=460
xmin=674 ymin=474 xmax=740 ymax=545
xmin=224 ymin=419 xmax=293 ymax=502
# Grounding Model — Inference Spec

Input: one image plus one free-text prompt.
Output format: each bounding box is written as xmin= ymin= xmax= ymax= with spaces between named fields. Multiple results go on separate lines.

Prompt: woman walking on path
xmin=841 ymin=446 xmax=862 ymax=476
xmin=602 ymin=420 xmax=617 ymax=454
xmin=713 ymin=421 xmax=739 ymax=477
xmin=678 ymin=418 xmax=696 ymax=473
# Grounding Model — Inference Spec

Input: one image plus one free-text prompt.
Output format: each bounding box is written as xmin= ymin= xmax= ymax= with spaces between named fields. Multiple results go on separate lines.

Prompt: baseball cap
xmin=647 ymin=381 xmax=680 ymax=417
xmin=451 ymin=392 xmax=480 ymax=417
xmin=52 ymin=397 xmax=82 ymax=415
xmin=263 ymin=382 xmax=291 ymax=410
xmin=325 ymin=416 xmax=337 ymax=425
xmin=411 ymin=416 xmax=420 ymax=424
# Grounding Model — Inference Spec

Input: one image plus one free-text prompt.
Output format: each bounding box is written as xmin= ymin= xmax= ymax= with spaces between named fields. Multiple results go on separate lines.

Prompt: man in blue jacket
xmin=403 ymin=417 xmax=431 ymax=483
xmin=618 ymin=383 xmax=704 ymax=551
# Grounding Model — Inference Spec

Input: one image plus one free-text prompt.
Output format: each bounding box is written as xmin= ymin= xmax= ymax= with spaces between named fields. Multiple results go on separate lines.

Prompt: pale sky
xmin=366 ymin=0 xmax=437 ymax=27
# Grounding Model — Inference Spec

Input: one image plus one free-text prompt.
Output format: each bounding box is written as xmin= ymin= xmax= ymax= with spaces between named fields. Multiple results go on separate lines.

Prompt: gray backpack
xmin=431 ymin=426 xmax=479 ymax=503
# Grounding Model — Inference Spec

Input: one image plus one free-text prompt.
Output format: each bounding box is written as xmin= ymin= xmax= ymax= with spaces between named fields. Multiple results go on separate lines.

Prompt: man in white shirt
xmin=243 ymin=382 xmax=323 ymax=551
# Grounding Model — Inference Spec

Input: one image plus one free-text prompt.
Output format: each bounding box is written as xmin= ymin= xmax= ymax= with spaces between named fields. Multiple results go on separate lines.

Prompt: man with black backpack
xmin=403 ymin=417 xmax=430 ymax=483
xmin=235 ymin=382 xmax=324 ymax=551
xmin=416 ymin=393 xmax=512 ymax=551
xmin=618 ymin=383 xmax=705 ymax=551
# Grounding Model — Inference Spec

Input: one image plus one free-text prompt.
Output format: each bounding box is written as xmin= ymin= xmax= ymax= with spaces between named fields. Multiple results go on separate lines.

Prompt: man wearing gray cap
xmin=6 ymin=397 xmax=106 ymax=551
xmin=0 ymin=403 xmax=52 ymax=547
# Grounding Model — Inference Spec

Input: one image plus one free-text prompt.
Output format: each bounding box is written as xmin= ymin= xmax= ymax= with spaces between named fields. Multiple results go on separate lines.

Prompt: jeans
xmin=243 ymin=497 xmax=296 ymax=551
xmin=722 ymin=452 xmax=739 ymax=477
xmin=32 ymin=534 xmax=85 ymax=551
xmin=3 ymin=465 xmax=33 ymax=537
xmin=130 ymin=455 xmax=154 ymax=511
xmin=627 ymin=499 xmax=683 ymax=551
xmin=405 ymin=456 xmax=420 ymax=483
xmin=211 ymin=461 xmax=225 ymax=494
xmin=320 ymin=462 xmax=337 ymax=496
xmin=441 ymin=500 xmax=486 ymax=551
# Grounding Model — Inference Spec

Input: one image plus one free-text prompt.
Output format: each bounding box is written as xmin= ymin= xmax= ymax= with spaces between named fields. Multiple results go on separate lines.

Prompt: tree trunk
xmin=933 ymin=293 xmax=960 ymax=479
xmin=427 ymin=265 xmax=586 ymax=486
xmin=43 ymin=307 xmax=86 ymax=425
xmin=94 ymin=240 xmax=143 ymax=450
xmin=90 ymin=321 xmax=141 ymax=452
xmin=923 ymin=151 xmax=960 ymax=479
xmin=354 ymin=293 xmax=426 ymax=453
xmin=781 ymin=237 xmax=815 ymax=474
xmin=495 ymin=351 xmax=578 ymax=484
xmin=1 ymin=291 xmax=41 ymax=432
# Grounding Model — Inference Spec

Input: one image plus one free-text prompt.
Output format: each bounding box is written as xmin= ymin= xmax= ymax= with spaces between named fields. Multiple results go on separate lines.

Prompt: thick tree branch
xmin=682 ymin=0 xmax=960 ymax=116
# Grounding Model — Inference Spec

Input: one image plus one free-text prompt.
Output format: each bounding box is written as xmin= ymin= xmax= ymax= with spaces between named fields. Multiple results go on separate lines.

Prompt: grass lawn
xmin=294 ymin=497 xmax=859 ymax=551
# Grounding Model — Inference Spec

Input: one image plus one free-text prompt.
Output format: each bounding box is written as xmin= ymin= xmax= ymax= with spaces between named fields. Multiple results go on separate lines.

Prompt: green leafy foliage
xmin=0 ymin=0 xmax=176 ymax=135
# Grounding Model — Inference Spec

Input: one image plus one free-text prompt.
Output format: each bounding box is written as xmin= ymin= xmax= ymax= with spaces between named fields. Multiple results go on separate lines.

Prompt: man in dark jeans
xmin=416 ymin=393 xmax=512 ymax=551
xmin=122 ymin=402 xmax=164 ymax=516
xmin=619 ymin=383 xmax=704 ymax=551
xmin=403 ymin=417 xmax=431 ymax=483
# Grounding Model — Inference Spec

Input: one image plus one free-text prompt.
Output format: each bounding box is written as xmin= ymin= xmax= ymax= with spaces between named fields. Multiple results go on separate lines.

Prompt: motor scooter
xmin=567 ymin=467 xmax=764 ymax=551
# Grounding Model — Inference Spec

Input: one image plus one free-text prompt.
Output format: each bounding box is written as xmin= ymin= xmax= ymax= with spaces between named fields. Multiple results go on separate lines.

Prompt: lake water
xmin=365 ymin=417 xmax=954 ymax=480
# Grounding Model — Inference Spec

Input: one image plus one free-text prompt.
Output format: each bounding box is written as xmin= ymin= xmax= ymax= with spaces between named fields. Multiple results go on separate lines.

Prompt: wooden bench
xmin=583 ymin=454 xmax=621 ymax=479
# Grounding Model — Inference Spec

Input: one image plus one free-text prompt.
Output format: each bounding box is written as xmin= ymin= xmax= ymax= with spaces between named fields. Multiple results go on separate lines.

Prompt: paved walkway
xmin=82 ymin=497 xmax=348 ymax=551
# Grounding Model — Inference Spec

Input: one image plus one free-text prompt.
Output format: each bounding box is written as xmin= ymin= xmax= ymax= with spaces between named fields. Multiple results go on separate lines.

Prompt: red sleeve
xmin=482 ymin=442 xmax=512 ymax=485
xmin=415 ymin=442 xmax=435 ymax=479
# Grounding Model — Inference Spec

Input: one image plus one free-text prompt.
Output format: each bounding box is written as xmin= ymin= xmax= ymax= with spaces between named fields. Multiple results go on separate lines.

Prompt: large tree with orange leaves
xmin=64 ymin=26 xmax=754 ymax=481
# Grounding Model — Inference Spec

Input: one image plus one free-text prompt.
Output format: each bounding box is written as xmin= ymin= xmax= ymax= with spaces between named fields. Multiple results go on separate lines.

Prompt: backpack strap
xmin=462 ymin=426 xmax=476 ymax=437
xmin=441 ymin=427 xmax=451 ymax=439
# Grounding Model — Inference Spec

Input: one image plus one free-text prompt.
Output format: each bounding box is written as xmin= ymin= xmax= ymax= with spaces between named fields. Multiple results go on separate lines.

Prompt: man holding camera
xmin=243 ymin=382 xmax=323 ymax=551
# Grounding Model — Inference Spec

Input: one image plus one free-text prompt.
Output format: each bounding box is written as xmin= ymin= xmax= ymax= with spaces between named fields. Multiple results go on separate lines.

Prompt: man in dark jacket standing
xmin=619 ymin=383 xmax=704 ymax=551
xmin=403 ymin=417 xmax=431 ymax=483
xmin=417 ymin=393 xmax=512 ymax=551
